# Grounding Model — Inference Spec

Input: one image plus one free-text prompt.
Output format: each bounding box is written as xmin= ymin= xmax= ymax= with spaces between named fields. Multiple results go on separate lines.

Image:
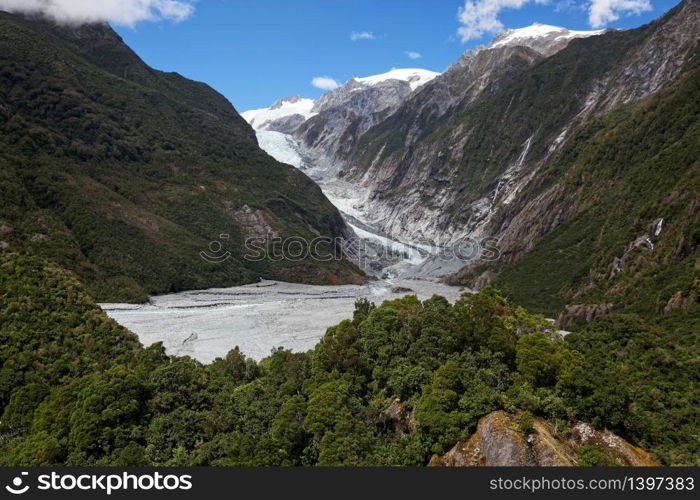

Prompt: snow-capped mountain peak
xmin=488 ymin=23 xmax=605 ymax=56
xmin=241 ymin=96 xmax=316 ymax=132
xmin=353 ymin=68 xmax=440 ymax=91
xmin=242 ymin=68 xmax=441 ymax=134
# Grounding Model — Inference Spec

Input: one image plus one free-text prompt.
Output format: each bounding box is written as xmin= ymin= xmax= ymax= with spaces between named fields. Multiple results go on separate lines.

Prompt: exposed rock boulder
xmin=555 ymin=303 xmax=620 ymax=329
xmin=428 ymin=411 xmax=574 ymax=466
xmin=382 ymin=398 xmax=415 ymax=433
xmin=663 ymin=289 xmax=697 ymax=312
xmin=570 ymin=423 xmax=660 ymax=466
xmin=428 ymin=411 xmax=659 ymax=467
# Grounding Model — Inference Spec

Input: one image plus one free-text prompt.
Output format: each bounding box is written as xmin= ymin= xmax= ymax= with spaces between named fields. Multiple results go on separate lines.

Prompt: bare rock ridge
xmin=340 ymin=0 xmax=699 ymax=251
xmin=244 ymin=69 xmax=440 ymax=173
xmin=428 ymin=411 xmax=660 ymax=467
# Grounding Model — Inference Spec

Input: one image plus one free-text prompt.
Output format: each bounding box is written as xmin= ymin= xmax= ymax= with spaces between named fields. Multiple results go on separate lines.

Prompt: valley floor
xmin=100 ymin=126 xmax=476 ymax=362
xmin=101 ymin=278 xmax=464 ymax=362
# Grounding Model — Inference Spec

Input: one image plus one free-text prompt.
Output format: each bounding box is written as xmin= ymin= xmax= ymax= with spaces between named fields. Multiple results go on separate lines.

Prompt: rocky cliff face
xmin=241 ymin=1 xmax=698 ymax=299
xmin=428 ymin=411 xmax=659 ymax=466
xmin=295 ymin=79 xmax=412 ymax=169
xmin=289 ymin=43 xmax=554 ymax=256
xmin=292 ymin=69 xmax=440 ymax=172
xmin=447 ymin=1 xmax=699 ymax=315
xmin=342 ymin=1 xmax=698 ymax=253
xmin=353 ymin=24 xmax=604 ymax=157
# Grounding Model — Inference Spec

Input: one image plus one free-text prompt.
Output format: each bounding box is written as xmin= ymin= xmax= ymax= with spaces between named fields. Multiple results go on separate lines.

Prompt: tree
xmin=313 ymin=320 xmax=367 ymax=377
xmin=270 ymin=396 xmax=308 ymax=465
xmin=516 ymin=333 xmax=562 ymax=387
xmin=67 ymin=367 xmax=149 ymax=460
xmin=0 ymin=383 xmax=49 ymax=435
xmin=414 ymin=360 xmax=467 ymax=453
xmin=305 ymin=379 xmax=354 ymax=439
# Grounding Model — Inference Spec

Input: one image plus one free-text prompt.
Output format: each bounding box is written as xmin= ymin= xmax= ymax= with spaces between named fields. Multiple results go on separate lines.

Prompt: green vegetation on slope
xmin=351 ymin=23 xmax=651 ymax=217
xmin=1 ymin=253 xmax=696 ymax=466
xmin=0 ymin=13 xmax=363 ymax=302
xmin=444 ymin=52 xmax=700 ymax=467
xmin=487 ymin=47 xmax=700 ymax=318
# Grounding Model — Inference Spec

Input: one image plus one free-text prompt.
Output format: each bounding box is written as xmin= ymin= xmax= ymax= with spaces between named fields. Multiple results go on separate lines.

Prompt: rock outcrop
xmin=428 ymin=411 xmax=659 ymax=467
xmin=555 ymin=303 xmax=620 ymax=329
xmin=663 ymin=290 xmax=697 ymax=312
xmin=382 ymin=398 xmax=416 ymax=434
xmin=336 ymin=1 xmax=700 ymax=267
xmin=294 ymin=70 xmax=439 ymax=169
xmin=569 ymin=422 xmax=660 ymax=466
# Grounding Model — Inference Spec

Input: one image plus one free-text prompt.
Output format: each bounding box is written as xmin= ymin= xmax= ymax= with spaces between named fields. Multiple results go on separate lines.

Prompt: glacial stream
xmin=101 ymin=130 xmax=466 ymax=362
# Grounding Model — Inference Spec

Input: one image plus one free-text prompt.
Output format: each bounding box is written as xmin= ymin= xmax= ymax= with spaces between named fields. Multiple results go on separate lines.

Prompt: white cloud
xmin=350 ymin=31 xmax=375 ymax=41
xmin=456 ymin=0 xmax=653 ymax=41
xmin=311 ymin=76 xmax=340 ymax=91
xmin=457 ymin=0 xmax=544 ymax=42
xmin=587 ymin=0 xmax=652 ymax=28
xmin=0 ymin=0 xmax=195 ymax=26
xmin=406 ymin=51 xmax=422 ymax=59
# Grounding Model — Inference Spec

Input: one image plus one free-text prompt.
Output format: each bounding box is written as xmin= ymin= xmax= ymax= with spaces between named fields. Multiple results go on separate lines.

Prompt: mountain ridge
xmin=0 ymin=11 xmax=365 ymax=302
xmin=488 ymin=22 xmax=605 ymax=56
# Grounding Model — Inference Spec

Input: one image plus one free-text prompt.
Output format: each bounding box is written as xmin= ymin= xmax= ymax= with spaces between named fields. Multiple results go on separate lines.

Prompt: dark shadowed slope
xmin=0 ymin=12 xmax=364 ymax=302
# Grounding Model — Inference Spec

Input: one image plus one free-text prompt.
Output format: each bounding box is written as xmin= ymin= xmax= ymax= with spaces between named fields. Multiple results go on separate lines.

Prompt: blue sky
xmin=105 ymin=0 xmax=682 ymax=112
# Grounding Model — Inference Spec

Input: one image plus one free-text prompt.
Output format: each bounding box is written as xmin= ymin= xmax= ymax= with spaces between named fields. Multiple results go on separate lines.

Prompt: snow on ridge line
xmin=489 ymin=23 xmax=604 ymax=49
xmin=241 ymin=69 xmax=440 ymax=129
xmin=241 ymin=97 xmax=317 ymax=130
xmin=353 ymin=68 xmax=441 ymax=90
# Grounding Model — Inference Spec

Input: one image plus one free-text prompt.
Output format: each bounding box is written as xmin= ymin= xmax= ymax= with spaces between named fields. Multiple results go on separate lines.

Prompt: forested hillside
xmin=453 ymin=43 xmax=700 ymax=322
xmin=0 ymin=12 xmax=363 ymax=303
xmin=1 ymin=253 xmax=696 ymax=466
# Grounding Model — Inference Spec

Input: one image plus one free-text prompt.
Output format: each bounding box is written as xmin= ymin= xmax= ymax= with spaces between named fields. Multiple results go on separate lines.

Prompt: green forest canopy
xmin=1 ymin=253 xmax=697 ymax=466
